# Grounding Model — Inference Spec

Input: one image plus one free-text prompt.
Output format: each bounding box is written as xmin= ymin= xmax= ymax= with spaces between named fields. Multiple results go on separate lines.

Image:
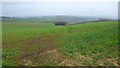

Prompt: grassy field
xmin=2 ymin=21 xmax=118 ymax=66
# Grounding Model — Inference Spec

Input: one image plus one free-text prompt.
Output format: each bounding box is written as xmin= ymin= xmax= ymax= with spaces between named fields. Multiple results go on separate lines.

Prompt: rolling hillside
xmin=2 ymin=21 xmax=118 ymax=66
xmin=2 ymin=16 xmax=100 ymax=24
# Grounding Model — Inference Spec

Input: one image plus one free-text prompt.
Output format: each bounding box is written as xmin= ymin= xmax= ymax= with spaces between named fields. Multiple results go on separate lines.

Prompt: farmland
xmin=2 ymin=21 xmax=118 ymax=66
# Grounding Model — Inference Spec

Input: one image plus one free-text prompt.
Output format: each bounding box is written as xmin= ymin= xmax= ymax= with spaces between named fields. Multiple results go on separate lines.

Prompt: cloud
xmin=2 ymin=1 xmax=118 ymax=19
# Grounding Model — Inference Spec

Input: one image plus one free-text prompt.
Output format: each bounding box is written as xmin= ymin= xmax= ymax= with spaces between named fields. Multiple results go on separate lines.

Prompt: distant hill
xmin=1 ymin=16 xmax=113 ymax=24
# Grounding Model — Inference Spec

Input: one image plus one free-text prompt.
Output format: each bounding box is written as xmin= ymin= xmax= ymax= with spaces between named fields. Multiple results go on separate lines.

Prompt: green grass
xmin=2 ymin=22 xmax=55 ymax=34
xmin=2 ymin=21 xmax=118 ymax=66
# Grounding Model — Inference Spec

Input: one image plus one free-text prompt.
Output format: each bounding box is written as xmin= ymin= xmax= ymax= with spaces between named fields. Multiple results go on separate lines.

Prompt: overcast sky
xmin=2 ymin=0 xmax=119 ymax=19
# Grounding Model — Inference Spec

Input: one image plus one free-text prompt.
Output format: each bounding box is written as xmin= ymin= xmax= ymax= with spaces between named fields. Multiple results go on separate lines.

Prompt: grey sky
xmin=2 ymin=2 xmax=118 ymax=19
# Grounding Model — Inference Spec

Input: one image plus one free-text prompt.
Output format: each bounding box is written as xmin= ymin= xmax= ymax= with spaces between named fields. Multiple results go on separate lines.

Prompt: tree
xmin=55 ymin=21 xmax=67 ymax=26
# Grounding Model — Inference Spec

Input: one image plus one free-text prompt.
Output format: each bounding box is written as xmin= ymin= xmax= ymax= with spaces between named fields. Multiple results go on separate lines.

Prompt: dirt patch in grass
xmin=96 ymin=58 xmax=119 ymax=66
xmin=20 ymin=49 xmax=57 ymax=59
xmin=20 ymin=49 xmax=58 ymax=66
xmin=19 ymin=48 xmax=83 ymax=66
xmin=17 ymin=34 xmax=84 ymax=66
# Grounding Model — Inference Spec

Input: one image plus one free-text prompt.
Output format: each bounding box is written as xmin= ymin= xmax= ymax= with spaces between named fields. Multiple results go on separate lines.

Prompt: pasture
xmin=2 ymin=21 xmax=118 ymax=66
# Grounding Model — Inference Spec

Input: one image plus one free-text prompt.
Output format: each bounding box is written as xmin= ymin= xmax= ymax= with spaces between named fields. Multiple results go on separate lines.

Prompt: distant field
xmin=2 ymin=16 xmax=99 ymax=24
xmin=2 ymin=21 xmax=118 ymax=66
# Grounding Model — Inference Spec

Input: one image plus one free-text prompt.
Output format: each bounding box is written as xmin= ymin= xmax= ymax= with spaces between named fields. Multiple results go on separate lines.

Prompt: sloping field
xmin=2 ymin=21 xmax=118 ymax=66
xmin=2 ymin=16 xmax=99 ymax=24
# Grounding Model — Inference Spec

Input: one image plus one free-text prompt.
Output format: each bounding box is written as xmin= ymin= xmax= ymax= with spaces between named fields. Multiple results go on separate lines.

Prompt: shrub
xmin=55 ymin=21 xmax=67 ymax=26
